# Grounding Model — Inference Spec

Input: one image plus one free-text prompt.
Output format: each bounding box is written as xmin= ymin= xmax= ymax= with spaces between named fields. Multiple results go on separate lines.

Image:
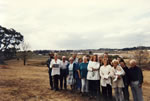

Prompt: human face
xmin=93 ymin=55 xmax=97 ymax=62
xmin=113 ymin=61 xmax=118 ymax=68
xmin=73 ymin=54 xmax=77 ymax=59
xmin=120 ymin=62 xmax=125 ymax=68
xmin=70 ymin=59 xmax=73 ymax=64
xmin=99 ymin=56 xmax=103 ymax=62
xmin=83 ymin=58 xmax=87 ymax=63
xmin=130 ymin=62 xmax=136 ymax=68
xmin=117 ymin=57 xmax=121 ymax=62
xmin=54 ymin=55 xmax=57 ymax=60
xmin=103 ymin=59 xmax=108 ymax=66
xmin=62 ymin=57 xmax=66 ymax=62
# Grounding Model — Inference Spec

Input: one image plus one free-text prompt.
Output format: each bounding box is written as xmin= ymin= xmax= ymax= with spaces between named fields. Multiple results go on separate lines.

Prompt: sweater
xmin=87 ymin=61 xmax=100 ymax=80
xmin=100 ymin=65 xmax=112 ymax=87
xmin=128 ymin=66 xmax=143 ymax=85
xmin=80 ymin=62 xmax=88 ymax=78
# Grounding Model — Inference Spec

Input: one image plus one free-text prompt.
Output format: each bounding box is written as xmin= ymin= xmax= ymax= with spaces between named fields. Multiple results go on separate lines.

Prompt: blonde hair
xmin=112 ymin=59 xmax=119 ymax=64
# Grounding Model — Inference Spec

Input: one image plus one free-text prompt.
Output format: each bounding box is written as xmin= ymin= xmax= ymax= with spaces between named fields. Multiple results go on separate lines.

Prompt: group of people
xmin=47 ymin=53 xmax=144 ymax=101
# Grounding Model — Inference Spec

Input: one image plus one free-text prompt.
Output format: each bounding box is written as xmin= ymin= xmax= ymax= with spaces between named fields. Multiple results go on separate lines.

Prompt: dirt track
xmin=0 ymin=60 xmax=150 ymax=101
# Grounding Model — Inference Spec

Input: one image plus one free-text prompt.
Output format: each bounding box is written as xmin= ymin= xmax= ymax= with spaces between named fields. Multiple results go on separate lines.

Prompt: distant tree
xmin=20 ymin=41 xmax=30 ymax=65
xmin=0 ymin=25 xmax=23 ymax=63
xmin=134 ymin=49 xmax=149 ymax=67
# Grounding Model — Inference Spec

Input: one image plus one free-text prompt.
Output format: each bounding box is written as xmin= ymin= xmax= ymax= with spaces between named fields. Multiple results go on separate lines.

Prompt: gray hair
xmin=62 ymin=56 xmax=66 ymax=59
xmin=69 ymin=57 xmax=73 ymax=61
xmin=82 ymin=56 xmax=87 ymax=61
xmin=130 ymin=59 xmax=136 ymax=64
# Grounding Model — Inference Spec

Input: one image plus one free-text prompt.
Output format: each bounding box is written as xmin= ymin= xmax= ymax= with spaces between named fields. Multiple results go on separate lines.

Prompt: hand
xmin=104 ymin=78 xmax=108 ymax=80
xmin=117 ymin=75 xmax=121 ymax=79
xmin=139 ymin=84 xmax=142 ymax=88
xmin=79 ymin=76 xmax=81 ymax=79
xmin=92 ymin=67 xmax=94 ymax=71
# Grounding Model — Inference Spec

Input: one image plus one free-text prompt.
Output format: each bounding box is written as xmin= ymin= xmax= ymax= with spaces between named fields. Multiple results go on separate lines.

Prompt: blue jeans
xmin=130 ymin=81 xmax=144 ymax=101
xmin=74 ymin=78 xmax=81 ymax=90
xmin=114 ymin=87 xmax=124 ymax=101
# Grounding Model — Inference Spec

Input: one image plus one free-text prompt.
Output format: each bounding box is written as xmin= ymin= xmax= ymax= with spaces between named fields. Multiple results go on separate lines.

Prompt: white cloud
xmin=0 ymin=0 xmax=150 ymax=50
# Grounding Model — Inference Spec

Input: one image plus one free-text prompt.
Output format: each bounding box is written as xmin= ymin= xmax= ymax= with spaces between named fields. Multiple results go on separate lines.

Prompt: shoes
xmin=81 ymin=93 xmax=85 ymax=96
xmin=89 ymin=96 xmax=94 ymax=99
xmin=54 ymin=88 xmax=59 ymax=91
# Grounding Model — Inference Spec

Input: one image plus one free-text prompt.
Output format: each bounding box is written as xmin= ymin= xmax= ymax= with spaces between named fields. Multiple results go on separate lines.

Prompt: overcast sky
xmin=0 ymin=0 xmax=150 ymax=50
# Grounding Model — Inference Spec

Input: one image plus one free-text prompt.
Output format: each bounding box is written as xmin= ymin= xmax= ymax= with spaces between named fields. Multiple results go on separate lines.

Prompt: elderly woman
xmin=99 ymin=58 xmax=112 ymax=100
xmin=111 ymin=59 xmax=125 ymax=101
xmin=60 ymin=56 xmax=68 ymax=90
xmin=79 ymin=56 xmax=89 ymax=96
xmin=128 ymin=59 xmax=144 ymax=101
xmin=67 ymin=57 xmax=76 ymax=90
xmin=50 ymin=53 xmax=61 ymax=91
xmin=87 ymin=55 xmax=100 ymax=99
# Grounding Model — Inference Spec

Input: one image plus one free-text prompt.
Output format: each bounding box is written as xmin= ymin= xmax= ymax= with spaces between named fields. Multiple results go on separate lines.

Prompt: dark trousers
xmin=102 ymin=84 xmax=112 ymax=100
xmin=123 ymin=85 xmax=129 ymax=101
xmin=54 ymin=75 xmax=59 ymax=90
xmin=60 ymin=69 xmax=67 ymax=89
xmin=88 ymin=80 xmax=100 ymax=97
xmin=48 ymin=68 xmax=53 ymax=89
xmin=75 ymin=78 xmax=81 ymax=90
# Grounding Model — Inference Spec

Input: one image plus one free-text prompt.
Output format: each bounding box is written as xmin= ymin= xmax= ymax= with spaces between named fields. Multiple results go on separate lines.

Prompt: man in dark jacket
xmin=128 ymin=59 xmax=144 ymax=101
xmin=47 ymin=53 xmax=54 ymax=90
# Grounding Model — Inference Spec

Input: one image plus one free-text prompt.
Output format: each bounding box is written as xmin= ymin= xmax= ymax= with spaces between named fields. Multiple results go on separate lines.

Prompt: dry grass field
xmin=0 ymin=58 xmax=150 ymax=101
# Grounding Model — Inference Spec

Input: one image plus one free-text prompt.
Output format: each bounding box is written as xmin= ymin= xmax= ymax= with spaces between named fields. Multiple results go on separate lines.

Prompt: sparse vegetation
xmin=133 ymin=49 xmax=149 ymax=67
xmin=0 ymin=59 xmax=150 ymax=101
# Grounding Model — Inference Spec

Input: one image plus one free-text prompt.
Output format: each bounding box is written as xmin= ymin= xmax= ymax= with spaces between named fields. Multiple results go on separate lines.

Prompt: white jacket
xmin=111 ymin=65 xmax=125 ymax=88
xmin=50 ymin=59 xmax=61 ymax=76
xmin=87 ymin=61 xmax=100 ymax=80
xmin=60 ymin=60 xmax=68 ymax=69
xmin=100 ymin=65 xmax=112 ymax=87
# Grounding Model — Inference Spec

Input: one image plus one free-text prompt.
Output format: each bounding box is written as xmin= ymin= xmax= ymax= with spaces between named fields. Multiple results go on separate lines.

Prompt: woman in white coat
xmin=99 ymin=58 xmax=112 ymax=100
xmin=87 ymin=55 xmax=100 ymax=99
